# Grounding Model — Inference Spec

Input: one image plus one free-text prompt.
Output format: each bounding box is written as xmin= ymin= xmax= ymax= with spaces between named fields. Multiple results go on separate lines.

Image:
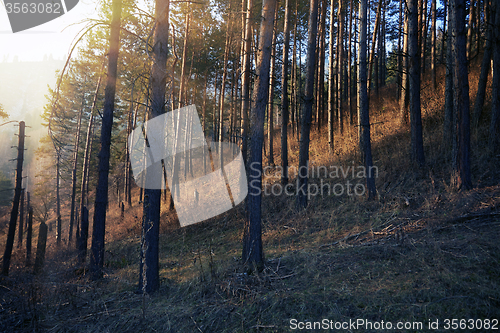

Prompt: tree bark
xmin=17 ymin=189 xmax=24 ymax=248
xmin=219 ymin=10 xmax=232 ymax=142
xmin=281 ymin=0 xmax=290 ymax=185
xmin=242 ymin=0 xmax=277 ymax=270
xmin=139 ymin=0 xmax=169 ymax=294
xmin=296 ymin=0 xmax=319 ymax=210
xmin=431 ymin=0 xmax=437 ymax=88
xmin=240 ymin=0 xmax=254 ymax=164
xmin=472 ymin=0 xmax=492 ymax=126
xmin=90 ymin=0 xmax=122 ymax=280
xmin=79 ymin=73 xmax=101 ymax=256
xmin=33 ymin=221 xmax=48 ymax=275
xmin=358 ymin=0 xmax=377 ymax=200
xmin=408 ymin=0 xmax=425 ymax=167
xmin=451 ymin=0 xmax=472 ymax=189
xmin=267 ymin=7 xmax=278 ymax=167
xmin=368 ymin=0 xmax=383 ymax=97
xmin=328 ymin=0 xmax=335 ymax=151
xmin=400 ymin=12 xmax=409 ymax=124
xmin=489 ymin=0 xmax=500 ymax=152
xmin=69 ymin=100 xmax=84 ymax=245
xmin=2 ymin=121 xmax=24 ymax=276
xmin=26 ymin=206 xmax=32 ymax=266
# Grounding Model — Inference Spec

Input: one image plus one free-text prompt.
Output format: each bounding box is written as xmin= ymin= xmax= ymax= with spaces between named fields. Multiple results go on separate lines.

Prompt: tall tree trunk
xmin=328 ymin=0 xmax=335 ymax=151
xmin=451 ymin=0 xmax=472 ymax=189
xmin=242 ymin=0 xmax=277 ymax=270
xmin=348 ymin=0 xmax=355 ymax=125
xmin=337 ymin=0 xmax=344 ymax=133
xmin=397 ymin=0 xmax=403 ymax=98
xmin=467 ymin=0 xmax=476 ymax=60
xmin=421 ymin=0 xmax=428 ymax=74
xmin=368 ymin=0 xmax=383 ymax=97
xmin=240 ymin=0 xmax=254 ymax=163
xmin=443 ymin=11 xmax=454 ymax=147
xmin=56 ymin=153 xmax=62 ymax=245
xmin=26 ymin=206 xmax=32 ymax=266
xmin=431 ymin=0 xmax=437 ymax=88
xmin=489 ymin=0 xmax=500 ymax=152
xmin=267 ymin=7 xmax=278 ymax=167
xmin=139 ymin=0 xmax=169 ymax=294
xmin=69 ymin=101 xmax=84 ymax=245
xmin=441 ymin=0 xmax=448 ymax=64
xmin=178 ymin=14 xmax=190 ymax=109
xmin=358 ymin=0 xmax=377 ymax=200
xmin=408 ymin=0 xmax=425 ymax=166
xmin=296 ymin=0 xmax=319 ymax=210
xmin=219 ymin=9 xmax=232 ymax=142
xmin=17 ymin=189 xmax=24 ymax=248
xmin=400 ymin=13 xmax=409 ymax=124
xmin=281 ymin=0 xmax=290 ymax=185
xmin=316 ymin=0 xmax=327 ymax=131
xmin=90 ymin=0 xmax=122 ymax=280
xmin=2 ymin=121 xmax=24 ymax=276
xmin=473 ymin=0 xmax=492 ymax=126
xmin=291 ymin=0 xmax=298 ymax=137
xmin=79 ymin=74 xmax=102 ymax=256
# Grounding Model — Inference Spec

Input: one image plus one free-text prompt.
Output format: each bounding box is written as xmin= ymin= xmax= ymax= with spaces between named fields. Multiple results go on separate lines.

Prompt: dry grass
xmin=0 ymin=62 xmax=499 ymax=332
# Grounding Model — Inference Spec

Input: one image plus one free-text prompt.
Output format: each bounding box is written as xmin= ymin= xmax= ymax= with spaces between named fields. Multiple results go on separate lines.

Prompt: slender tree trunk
xmin=328 ymin=0 xmax=335 ymax=151
xmin=178 ymin=14 xmax=190 ymax=109
xmin=242 ymin=0 xmax=277 ymax=270
xmin=368 ymin=0 xmax=383 ymax=97
xmin=296 ymin=0 xmax=319 ymax=210
xmin=397 ymin=0 xmax=403 ymax=98
xmin=90 ymin=0 xmax=122 ymax=280
xmin=2 ymin=121 xmax=25 ymax=276
xmin=467 ymin=0 xmax=476 ymax=60
xmin=79 ymin=74 xmax=101 ymax=255
xmin=17 ymin=189 xmax=24 ymax=248
xmin=441 ymin=0 xmax=448 ymax=64
xmin=431 ymin=0 xmax=437 ymax=88
xmin=240 ymin=0 xmax=254 ymax=163
xmin=281 ymin=0 xmax=290 ymax=185
xmin=337 ymin=0 xmax=344 ymax=133
xmin=139 ymin=0 xmax=169 ymax=294
xmin=443 ymin=11 xmax=454 ymax=147
xmin=358 ymin=0 xmax=377 ymax=200
xmin=291 ymin=1 xmax=298 ymax=137
xmin=473 ymin=0 xmax=492 ymax=126
xmin=56 ymin=153 xmax=61 ymax=245
xmin=408 ymin=0 xmax=425 ymax=167
xmin=400 ymin=13 xmax=409 ymax=124
xmin=421 ymin=0 xmax=428 ymax=74
xmin=317 ymin=0 xmax=327 ymax=131
xmin=451 ymin=0 xmax=472 ymax=189
xmin=267 ymin=7 xmax=277 ymax=167
xmin=348 ymin=0 xmax=354 ymax=125
xmin=69 ymin=101 xmax=84 ymax=245
xmin=489 ymin=0 xmax=500 ymax=152
xmin=26 ymin=206 xmax=32 ymax=266
xmin=219 ymin=10 xmax=232 ymax=142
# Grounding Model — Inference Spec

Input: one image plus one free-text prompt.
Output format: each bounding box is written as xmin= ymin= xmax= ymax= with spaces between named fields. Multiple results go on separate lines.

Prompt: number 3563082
xmin=5 ymin=2 xmax=62 ymax=14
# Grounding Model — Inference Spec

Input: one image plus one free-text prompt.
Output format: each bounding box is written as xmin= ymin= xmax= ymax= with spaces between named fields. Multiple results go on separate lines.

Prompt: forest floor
xmin=1 ymin=66 xmax=500 ymax=332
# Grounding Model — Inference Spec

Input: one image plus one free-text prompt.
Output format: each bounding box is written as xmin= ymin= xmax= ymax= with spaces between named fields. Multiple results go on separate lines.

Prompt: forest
xmin=0 ymin=0 xmax=499 ymax=331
